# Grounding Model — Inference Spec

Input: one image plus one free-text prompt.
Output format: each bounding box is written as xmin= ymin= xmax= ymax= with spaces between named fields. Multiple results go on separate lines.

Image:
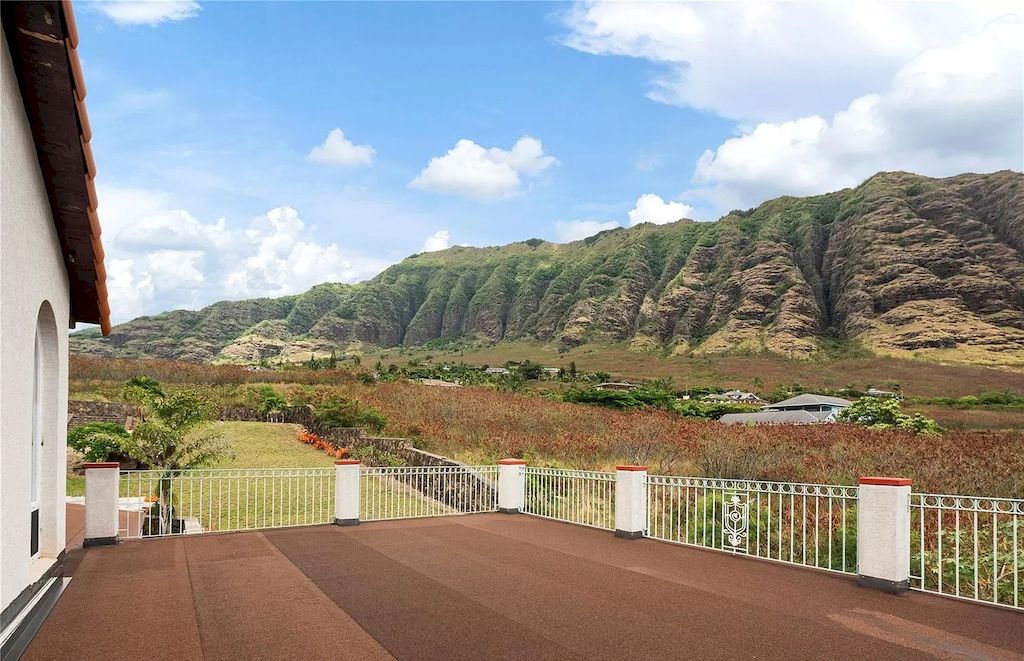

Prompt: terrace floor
xmin=30 ymin=514 xmax=1024 ymax=660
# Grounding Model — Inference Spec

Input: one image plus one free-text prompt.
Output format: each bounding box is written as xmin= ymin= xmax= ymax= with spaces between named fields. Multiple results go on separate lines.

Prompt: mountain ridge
xmin=72 ymin=170 xmax=1024 ymax=368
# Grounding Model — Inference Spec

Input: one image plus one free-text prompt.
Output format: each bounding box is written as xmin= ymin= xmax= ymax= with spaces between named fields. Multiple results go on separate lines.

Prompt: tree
xmin=838 ymin=397 xmax=941 ymax=434
xmin=122 ymin=376 xmax=164 ymax=406
xmin=518 ymin=360 xmax=543 ymax=380
xmin=118 ymin=385 xmax=232 ymax=535
xmin=121 ymin=388 xmax=232 ymax=470
xmin=254 ymin=385 xmax=287 ymax=414
xmin=68 ymin=422 xmax=130 ymax=462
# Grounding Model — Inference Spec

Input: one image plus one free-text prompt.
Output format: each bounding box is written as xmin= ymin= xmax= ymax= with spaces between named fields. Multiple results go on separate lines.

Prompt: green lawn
xmin=68 ymin=421 xmax=447 ymax=533
xmin=67 ymin=421 xmax=332 ymax=497
xmin=212 ymin=421 xmax=336 ymax=468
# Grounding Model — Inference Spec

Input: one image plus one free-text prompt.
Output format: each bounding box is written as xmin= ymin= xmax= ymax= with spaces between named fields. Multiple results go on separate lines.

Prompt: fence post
xmin=83 ymin=462 xmax=120 ymax=547
xmin=614 ymin=465 xmax=647 ymax=539
xmin=497 ymin=459 xmax=526 ymax=513
xmin=334 ymin=460 xmax=361 ymax=526
xmin=856 ymin=476 xmax=911 ymax=593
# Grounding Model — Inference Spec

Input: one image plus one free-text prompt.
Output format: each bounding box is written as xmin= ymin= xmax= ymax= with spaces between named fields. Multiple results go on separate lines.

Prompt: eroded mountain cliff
xmin=71 ymin=171 xmax=1024 ymax=367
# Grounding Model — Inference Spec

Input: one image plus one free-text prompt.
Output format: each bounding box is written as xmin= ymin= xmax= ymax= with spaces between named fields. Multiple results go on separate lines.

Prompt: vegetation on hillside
xmin=72 ymin=171 xmax=1024 ymax=368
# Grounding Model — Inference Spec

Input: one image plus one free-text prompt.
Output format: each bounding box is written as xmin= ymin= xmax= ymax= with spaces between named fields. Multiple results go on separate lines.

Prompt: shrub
xmin=68 ymin=422 xmax=129 ymax=462
xmin=254 ymin=385 xmax=287 ymax=414
xmin=839 ymin=397 xmax=941 ymax=434
xmin=562 ymin=388 xmax=643 ymax=410
xmin=316 ymin=397 xmax=388 ymax=433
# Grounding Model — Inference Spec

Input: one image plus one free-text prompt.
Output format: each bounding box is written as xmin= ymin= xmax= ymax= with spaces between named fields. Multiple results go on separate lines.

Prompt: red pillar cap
xmin=335 ymin=459 xmax=361 ymax=465
xmin=616 ymin=465 xmax=648 ymax=471
xmin=497 ymin=459 xmax=527 ymax=465
xmin=83 ymin=462 xmax=119 ymax=469
xmin=859 ymin=476 xmax=911 ymax=486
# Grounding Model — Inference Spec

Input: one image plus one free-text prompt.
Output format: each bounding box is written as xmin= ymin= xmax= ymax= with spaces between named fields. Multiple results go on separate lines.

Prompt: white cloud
xmin=97 ymin=185 xmax=390 ymax=321
xmin=634 ymin=154 xmax=662 ymax=172
xmin=105 ymin=258 xmax=154 ymax=314
xmin=421 ymin=230 xmax=451 ymax=252
xmin=554 ymin=219 xmax=620 ymax=242
xmin=628 ymin=194 xmax=694 ymax=226
xmin=690 ymin=19 xmax=1024 ymax=210
xmin=562 ymin=1 xmax=1017 ymax=121
xmin=223 ymin=206 xmax=375 ymax=298
xmin=308 ymin=128 xmax=376 ymax=167
xmin=410 ymin=136 xmax=558 ymax=200
xmin=96 ymin=1 xmax=200 ymax=27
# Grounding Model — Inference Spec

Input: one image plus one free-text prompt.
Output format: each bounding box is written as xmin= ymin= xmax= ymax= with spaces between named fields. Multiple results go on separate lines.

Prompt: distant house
xmin=766 ymin=394 xmax=852 ymax=413
xmin=595 ymin=382 xmax=636 ymax=391
xmin=703 ymin=390 xmax=767 ymax=405
xmin=721 ymin=410 xmax=835 ymax=425
xmin=541 ymin=367 xmax=561 ymax=376
xmin=865 ymin=388 xmax=899 ymax=398
xmin=719 ymin=394 xmax=852 ymax=425
xmin=484 ymin=367 xmax=510 ymax=375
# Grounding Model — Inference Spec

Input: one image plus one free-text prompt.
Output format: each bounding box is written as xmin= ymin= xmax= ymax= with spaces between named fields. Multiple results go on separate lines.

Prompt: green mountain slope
xmin=72 ymin=171 xmax=1024 ymax=367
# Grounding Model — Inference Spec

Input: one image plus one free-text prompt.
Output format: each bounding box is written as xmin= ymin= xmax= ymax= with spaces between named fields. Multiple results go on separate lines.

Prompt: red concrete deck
xmin=29 ymin=514 xmax=1024 ymax=660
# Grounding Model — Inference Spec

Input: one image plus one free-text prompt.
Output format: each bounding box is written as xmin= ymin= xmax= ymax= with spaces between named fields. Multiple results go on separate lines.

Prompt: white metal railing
xmin=646 ymin=476 xmax=859 ymax=574
xmin=910 ymin=493 xmax=1023 ymax=610
xmin=118 ymin=468 xmax=335 ymax=538
xmin=359 ymin=465 xmax=498 ymax=521
xmin=523 ymin=467 xmax=616 ymax=530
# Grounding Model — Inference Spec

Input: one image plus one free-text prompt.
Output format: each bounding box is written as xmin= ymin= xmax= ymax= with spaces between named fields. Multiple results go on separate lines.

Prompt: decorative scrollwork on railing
xmin=722 ymin=492 xmax=749 ymax=551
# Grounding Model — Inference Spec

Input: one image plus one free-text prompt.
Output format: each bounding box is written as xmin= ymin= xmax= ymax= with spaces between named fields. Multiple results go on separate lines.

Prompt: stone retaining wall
xmin=67 ymin=401 xmax=139 ymax=430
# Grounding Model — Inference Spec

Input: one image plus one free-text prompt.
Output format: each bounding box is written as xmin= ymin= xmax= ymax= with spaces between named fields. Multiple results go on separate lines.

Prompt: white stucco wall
xmin=1 ymin=30 xmax=72 ymax=614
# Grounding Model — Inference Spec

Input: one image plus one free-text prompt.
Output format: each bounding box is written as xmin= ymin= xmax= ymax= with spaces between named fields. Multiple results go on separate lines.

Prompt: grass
xmin=69 ymin=420 xmax=446 ymax=533
xmin=363 ymin=339 xmax=1024 ymax=398
xmin=66 ymin=421 xmax=333 ymax=500
xmin=67 ymin=475 xmax=84 ymax=497
xmin=212 ymin=421 xmax=337 ymax=468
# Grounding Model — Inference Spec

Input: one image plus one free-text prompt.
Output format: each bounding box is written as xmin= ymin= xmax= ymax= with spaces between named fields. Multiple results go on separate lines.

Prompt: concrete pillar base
xmin=83 ymin=536 xmax=119 ymax=547
xmin=333 ymin=518 xmax=359 ymax=527
xmin=497 ymin=507 xmax=520 ymax=514
xmin=857 ymin=575 xmax=909 ymax=594
xmin=614 ymin=529 xmax=644 ymax=539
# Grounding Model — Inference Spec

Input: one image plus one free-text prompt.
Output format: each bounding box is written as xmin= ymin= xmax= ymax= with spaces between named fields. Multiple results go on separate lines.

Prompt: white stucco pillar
xmin=497 ymin=459 xmax=526 ymax=513
xmin=83 ymin=462 xmax=119 ymax=546
xmin=334 ymin=460 xmax=361 ymax=526
xmin=614 ymin=465 xmax=647 ymax=539
xmin=856 ymin=476 xmax=911 ymax=593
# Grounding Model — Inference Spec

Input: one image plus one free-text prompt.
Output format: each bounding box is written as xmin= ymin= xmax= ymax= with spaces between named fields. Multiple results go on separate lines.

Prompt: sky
xmin=75 ymin=1 xmax=1023 ymax=322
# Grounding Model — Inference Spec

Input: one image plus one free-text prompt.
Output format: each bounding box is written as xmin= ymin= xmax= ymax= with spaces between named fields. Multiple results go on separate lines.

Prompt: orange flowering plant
xmin=298 ymin=428 xmax=349 ymax=459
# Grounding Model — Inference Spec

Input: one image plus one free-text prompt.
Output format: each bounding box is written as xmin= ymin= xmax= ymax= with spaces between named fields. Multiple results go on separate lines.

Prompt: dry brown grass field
xmin=364 ymin=340 xmax=1024 ymax=398
xmin=69 ymin=357 xmax=1024 ymax=498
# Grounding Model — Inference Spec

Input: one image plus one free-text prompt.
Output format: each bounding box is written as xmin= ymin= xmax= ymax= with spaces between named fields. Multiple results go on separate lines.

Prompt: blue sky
xmin=76 ymin=1 xmax=1022 ymax=321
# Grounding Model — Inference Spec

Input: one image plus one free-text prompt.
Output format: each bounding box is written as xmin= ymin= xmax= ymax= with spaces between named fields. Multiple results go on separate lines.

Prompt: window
xmin=30 ymin=326 xmax=43 ymax=557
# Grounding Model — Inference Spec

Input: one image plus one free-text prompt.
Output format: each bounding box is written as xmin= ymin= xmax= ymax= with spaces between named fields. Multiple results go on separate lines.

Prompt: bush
xmin=316 ymin=397 xmax=388 ymax=433
xmin=562 ymin=388 xmax=643 ymax=411
xmin=839 ymin=397 xmax=941 ymax=434
xmin=254 ymin=385 xmax=287 ymax=414
xmin=68 ymin=422 xmax=129 ymax=462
